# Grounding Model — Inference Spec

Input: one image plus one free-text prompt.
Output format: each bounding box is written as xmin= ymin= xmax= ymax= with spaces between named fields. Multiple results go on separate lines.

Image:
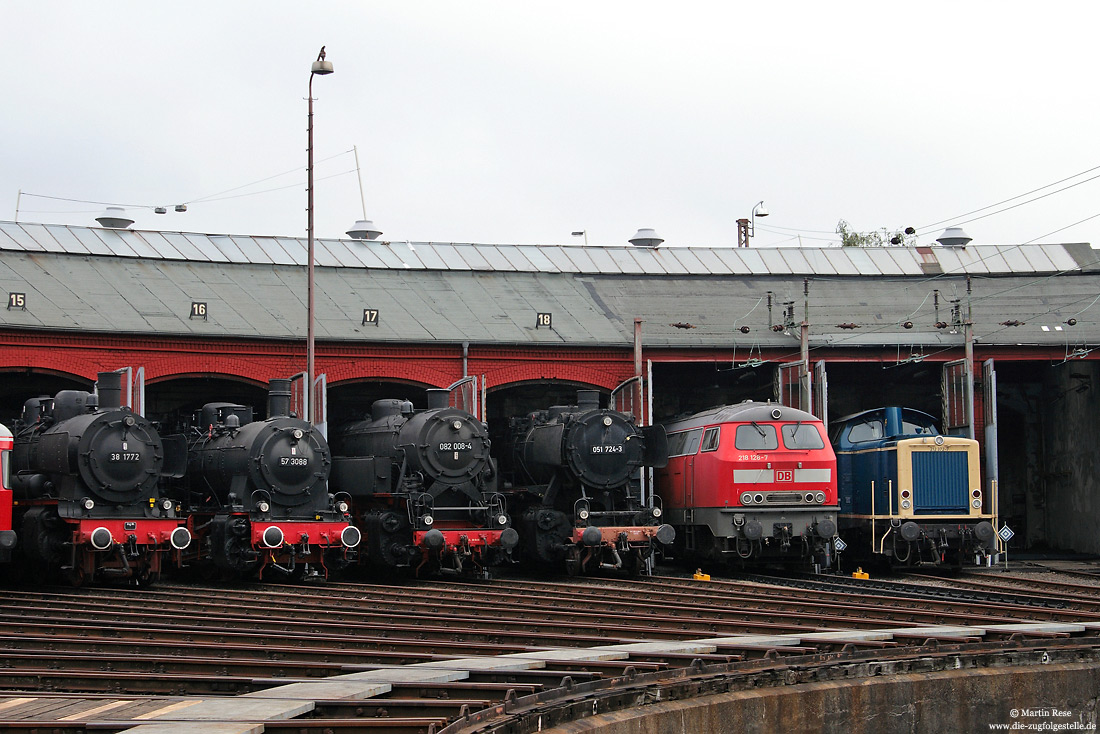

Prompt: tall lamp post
xmin=736 ymin=200 xmax=769 ymax=247
xmin=307 ymin=47 xmax=333 ymax=425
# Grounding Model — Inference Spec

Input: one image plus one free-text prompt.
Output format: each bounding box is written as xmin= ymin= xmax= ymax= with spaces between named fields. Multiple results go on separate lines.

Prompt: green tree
xmin=836 ymin=220 xmax=916 ymax=247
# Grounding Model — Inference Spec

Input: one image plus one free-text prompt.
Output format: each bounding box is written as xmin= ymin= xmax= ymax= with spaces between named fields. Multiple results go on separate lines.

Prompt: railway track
xmin=0 ymin=569 xmax=1096 ymax=733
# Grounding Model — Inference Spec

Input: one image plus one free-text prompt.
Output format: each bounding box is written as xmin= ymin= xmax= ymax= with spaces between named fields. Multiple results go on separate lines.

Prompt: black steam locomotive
xmin=176 ymin=379 xmax=359 ymax=579
xmin=330 ymin=389 xmax=517 ymax=577
xmin=503 ymin=390 xmax=673 ymax=575
xmin=7 ymin=371 xmax=190 ymax=585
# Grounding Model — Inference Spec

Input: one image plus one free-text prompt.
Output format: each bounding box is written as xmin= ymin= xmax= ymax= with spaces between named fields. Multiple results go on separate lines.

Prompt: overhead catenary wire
xmin=748 ymin=162 xmax=1100 ymax=246
xmin=16 ymin=148 xmax=357 ymax=214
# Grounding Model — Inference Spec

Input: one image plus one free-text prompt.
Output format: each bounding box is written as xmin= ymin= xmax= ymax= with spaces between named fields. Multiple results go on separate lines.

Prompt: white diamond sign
xmin=833 ymin=536 xmax=847 ymax=552
xmin=998 ymin=525 xmax=1015 ymax=542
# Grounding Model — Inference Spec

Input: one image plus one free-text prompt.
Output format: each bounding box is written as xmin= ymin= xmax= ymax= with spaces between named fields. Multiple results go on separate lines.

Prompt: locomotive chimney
xmin=577 ymin=390 xmax=600 ymax=410
xmin=268 ymin=379 xmax=292 ymax=418
xmin=426 ymin=389 xmax=449 ymax=410
xmin=96 ymin=371 xmax=123 ymax=410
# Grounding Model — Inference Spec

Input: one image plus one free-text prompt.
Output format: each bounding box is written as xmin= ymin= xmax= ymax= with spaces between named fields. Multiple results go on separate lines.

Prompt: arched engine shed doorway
xmin=0 ymin=371 xmax=91 ymax=426
xmin=485 ymin=380 xmax=611 ymax=465
xmin=326 ymin=379 xmax=431 ymax=432
xmin=145 ymin=376 xmax=269 ymax=425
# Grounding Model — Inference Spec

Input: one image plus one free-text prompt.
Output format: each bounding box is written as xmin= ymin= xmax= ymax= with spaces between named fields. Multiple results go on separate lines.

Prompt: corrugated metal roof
xmin=1 ymin=221 xmax=1100 ymax=351
xmin=3 ymin=221 xmax=1097 ymax=277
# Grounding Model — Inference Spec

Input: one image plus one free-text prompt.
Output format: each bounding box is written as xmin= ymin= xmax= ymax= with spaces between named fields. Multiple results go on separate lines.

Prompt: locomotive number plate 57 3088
xmin=109 ymin=452 xmax=141 ymax=462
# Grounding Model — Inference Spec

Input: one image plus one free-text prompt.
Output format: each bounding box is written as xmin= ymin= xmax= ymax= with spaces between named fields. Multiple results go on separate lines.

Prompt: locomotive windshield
xmin=844 ymin=419 xmax=884 ymax=443
xmin=734 ymin=423 xmax=778 ymax=450
xmin=782 ymin=423 xmax=825 ymax=450
xmin=901 ymin=418 xmax=938 ymax=435
xmin=838 ymin=411 xmax=940 ymax=445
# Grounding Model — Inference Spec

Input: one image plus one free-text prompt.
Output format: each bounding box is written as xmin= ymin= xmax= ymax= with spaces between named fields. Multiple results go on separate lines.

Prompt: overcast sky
xmin=4 ymin=3 xmax=1099 ymax=250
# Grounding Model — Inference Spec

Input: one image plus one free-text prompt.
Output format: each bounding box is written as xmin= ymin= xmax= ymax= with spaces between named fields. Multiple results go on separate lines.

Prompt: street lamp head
xmin=312 ymin=46 xmax=333 ymax=75
xmin=752 ymin=200 xmax=769 ymax=218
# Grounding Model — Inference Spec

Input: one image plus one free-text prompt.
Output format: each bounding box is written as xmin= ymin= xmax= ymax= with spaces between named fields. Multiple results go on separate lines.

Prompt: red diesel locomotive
xmin=0 ymin=424 xmax=15 ymax=563
xmin=657 ymin=401 xmax=839 ymax=571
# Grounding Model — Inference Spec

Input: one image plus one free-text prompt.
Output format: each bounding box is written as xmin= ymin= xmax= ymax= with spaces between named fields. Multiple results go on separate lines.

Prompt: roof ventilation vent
xmin=95 ymin=207 xmax=134 ymax=229
xmin=347 ymin=220 xmax=383 ymax=240
xmin=629 ymin=228 xmax=663 ymax=248
xmin=936 ymin=227 xmax=972 ymax=248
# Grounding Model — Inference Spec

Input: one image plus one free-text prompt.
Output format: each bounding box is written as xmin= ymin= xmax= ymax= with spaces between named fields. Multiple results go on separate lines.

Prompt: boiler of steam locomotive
xmin=504 ymin=390 xmax=672 ymax=574
xmin=9 ymin=371 xmax=189 ymax=584
xmin=331 ymin=389 xmax=516 ymax=576
xmin=181 ymin=379 xmax=355 ymax=578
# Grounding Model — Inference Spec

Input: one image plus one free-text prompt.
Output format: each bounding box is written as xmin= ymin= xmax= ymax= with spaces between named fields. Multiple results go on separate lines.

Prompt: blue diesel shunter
xmin=831 ymin=407 xmax=1000 ymax=567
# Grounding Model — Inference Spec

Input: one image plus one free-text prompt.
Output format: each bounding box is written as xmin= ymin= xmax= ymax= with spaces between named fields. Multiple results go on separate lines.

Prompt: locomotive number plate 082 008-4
xmin=439 ymin=442 xmax=473 ymax=451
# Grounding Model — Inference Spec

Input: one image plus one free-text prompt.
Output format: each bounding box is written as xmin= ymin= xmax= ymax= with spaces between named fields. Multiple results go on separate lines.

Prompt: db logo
xmin=776 ymin=470 xmax=794 ymax=482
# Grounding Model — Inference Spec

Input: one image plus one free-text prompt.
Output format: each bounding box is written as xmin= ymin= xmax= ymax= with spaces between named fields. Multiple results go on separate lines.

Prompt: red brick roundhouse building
xmin=0 ymin=219 xmax=1098 ymax=554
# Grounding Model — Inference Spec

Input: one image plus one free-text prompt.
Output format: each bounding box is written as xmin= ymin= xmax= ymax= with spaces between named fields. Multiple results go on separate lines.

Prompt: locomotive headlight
xmin=934 ymin=436 xmax=945 ymax=446
xmin=161 ymin=499 xmax=173 ymax=511
xmin=123 ymin=415 xmax=136 ymax=427
xmin=901 ymin=500 xmax=911 ymax=509
xmin=804 ymin=493 xmax=815 ymax=503
xmin=452 ymin=420 xmax=462 ymax=430
xmin=497 ymin=514 xmax=508 ymax=526
xmin=815 ymin=492 xmax=825 ymax=504
xmin=603 ymin=416 xmax=613 ymax=426
xmin=82 ymin=498 xmax=95 ymax=511
xmin=753 ymin=493 xmax=764 ymax=504
xmin=336 ymin=500 xmax=349 ymax=513
xmin=740 ymin=492 xmax=753 ymax=505
xmin=651 ymin=507 xmax=662 ymax=518
xmin=293 ymin=428 xmax=304 ymax=440
xmin=578 ymin=508 xmax=590 ymax=520
xmin=972 ymin=499 xmax=982 ymax=508
xmin=422 ymin=514 xmax=434 ymax=526
xmin=257 ymin=501 xmax=270 ymax=513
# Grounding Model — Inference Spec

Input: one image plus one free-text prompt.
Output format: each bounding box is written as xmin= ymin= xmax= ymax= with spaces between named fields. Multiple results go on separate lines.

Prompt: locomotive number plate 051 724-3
xmin=591 ymin=445 xmax=624 ymax=454
xmin=109 ymin=452 xmax=141 ymax=462
xmin=439 ymin=442 xmax=473 ymax=451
